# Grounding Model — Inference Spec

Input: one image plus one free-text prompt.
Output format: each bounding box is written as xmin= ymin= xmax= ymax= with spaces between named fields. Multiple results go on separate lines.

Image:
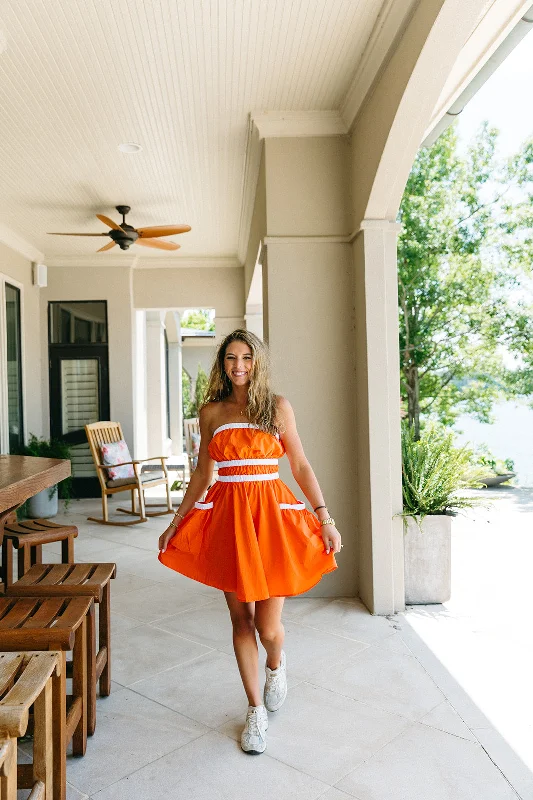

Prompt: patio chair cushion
xmin=107 ymin=470 xmax=165 ymax=488
xmin=101 ymin=440 xmax=135 ymax=480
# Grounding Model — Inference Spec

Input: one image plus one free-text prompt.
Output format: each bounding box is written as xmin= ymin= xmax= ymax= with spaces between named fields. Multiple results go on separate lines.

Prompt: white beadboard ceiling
xmin=0 ymin=0 xmax=416 ymax=262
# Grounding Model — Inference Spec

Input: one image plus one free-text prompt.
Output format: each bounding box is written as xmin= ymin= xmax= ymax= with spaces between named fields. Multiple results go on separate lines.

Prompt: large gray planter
xmin=27 ymin=485 xmax=58 ymax=518
xmin=404 ymin=515 xmax=451 ymax=604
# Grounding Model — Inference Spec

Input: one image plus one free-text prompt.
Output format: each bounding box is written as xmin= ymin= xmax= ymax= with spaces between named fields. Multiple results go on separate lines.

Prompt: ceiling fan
xmin=48 ymin=205 xmax=191 ymax=251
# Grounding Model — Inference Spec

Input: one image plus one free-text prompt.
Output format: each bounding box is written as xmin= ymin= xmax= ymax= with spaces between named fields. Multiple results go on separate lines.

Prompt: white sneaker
xmin=240 ymin=704 xmax=268 ymax=754
xmin=263 ymin=650 xmax=287 ymax=711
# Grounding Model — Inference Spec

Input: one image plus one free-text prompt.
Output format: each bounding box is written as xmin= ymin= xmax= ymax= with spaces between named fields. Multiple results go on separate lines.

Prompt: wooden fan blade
xmin=136 ymin=238 xmax=180 ymax=251
xmin=137 ymin=224 xmax=191 ymax=238
xmin=97 ymin=241 xmax=116 ymax=252
xmin=47 ymin=232 xmax=109 ymax=236
xmin=96 ymin=214 xmax=124 ymax=231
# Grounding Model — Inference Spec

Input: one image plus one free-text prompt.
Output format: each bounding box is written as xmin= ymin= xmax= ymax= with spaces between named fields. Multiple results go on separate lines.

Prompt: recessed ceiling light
xmin=118 ymin=142 xmax=143 ymax=154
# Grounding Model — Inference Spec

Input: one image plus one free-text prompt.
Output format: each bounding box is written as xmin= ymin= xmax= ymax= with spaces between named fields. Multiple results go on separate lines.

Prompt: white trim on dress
xmin=216 ymin=458 xmax=278 ymax=468
xmin=194 ymin=501 xmax=214 ymax=509
xmin=216 ymin=472 xmax=280 ymax=483
xmin=279 ymin=502 xmax=306 ymax=510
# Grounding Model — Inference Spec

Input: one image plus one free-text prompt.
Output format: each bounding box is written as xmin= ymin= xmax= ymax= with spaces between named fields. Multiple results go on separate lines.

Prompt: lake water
xmin=454 ymin=400 xmax=533 ymax=486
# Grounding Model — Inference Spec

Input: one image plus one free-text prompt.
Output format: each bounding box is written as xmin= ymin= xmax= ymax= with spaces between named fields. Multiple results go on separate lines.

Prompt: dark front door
xmin=49 ymin=302 xmax=110 ymax=497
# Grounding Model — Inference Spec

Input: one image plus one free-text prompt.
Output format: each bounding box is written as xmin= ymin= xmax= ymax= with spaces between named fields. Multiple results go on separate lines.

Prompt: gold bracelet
xmin=320 ymin=517 xmax=335 ymax=527
xmin=169 ymin=510 xmax=185 ymax=529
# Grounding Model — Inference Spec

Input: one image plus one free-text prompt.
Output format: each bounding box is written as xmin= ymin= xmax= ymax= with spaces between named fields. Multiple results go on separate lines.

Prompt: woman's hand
xmin=159 ymin=523 xmax=179 ymax=554
xmin=321 ymin=524 xmax=342 ymax=555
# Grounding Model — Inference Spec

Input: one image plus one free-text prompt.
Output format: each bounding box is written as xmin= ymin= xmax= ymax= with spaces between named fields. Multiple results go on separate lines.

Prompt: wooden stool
xmin=7 ymin=563 xmax=116 ymax=737
xmin=0 ymin=651 xmax=66 ymax=800
xmin=1 ymin=518 xmax=78 ymax=590
xmin=0 ymin=595 xmax=92 ymax=759
xmin=0 ymin=738 xmax=16 ymax=800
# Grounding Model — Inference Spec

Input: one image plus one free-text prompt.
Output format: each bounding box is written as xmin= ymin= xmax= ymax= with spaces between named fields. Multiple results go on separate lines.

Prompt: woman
xmin=158 ymin=329 xmax=342 ymax=755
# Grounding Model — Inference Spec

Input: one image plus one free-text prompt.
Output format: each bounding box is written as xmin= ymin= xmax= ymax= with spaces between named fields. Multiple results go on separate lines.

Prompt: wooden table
xmin=0 ymin=455 xmax=71 ymax=542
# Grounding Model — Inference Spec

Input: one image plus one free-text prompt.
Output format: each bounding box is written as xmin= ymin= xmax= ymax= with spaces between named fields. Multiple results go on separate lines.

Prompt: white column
xmin=245 ymin=303 xmax=263 ymax=339
xmin=132 ymin=310 xmax=148 ymax=460
xmin=352 ymin=219 xmax=404 ymax=614
xmin=168 ymin=312 xmax=183 ymax=455
xmin=145 ymin=311 xmax=169 ymax=457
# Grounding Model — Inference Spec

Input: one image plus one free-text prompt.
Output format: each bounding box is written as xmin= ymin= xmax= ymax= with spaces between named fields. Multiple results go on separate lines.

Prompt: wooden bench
xmin=0 ymin=651 xmax=66 ymax=800
xmin=7 ymin=563 xmax=116 ymax=736
xmin=1 ymin=518 xmax=78 ymax=590
xmin=0 ymin=595 xmax=92 ymax=760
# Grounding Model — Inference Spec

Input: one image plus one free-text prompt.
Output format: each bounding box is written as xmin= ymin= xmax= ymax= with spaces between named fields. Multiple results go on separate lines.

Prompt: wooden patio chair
xmin=183 ymin=417 xmax=200 ymax=488
xmin=85 ymin=421 xmax=173 ymax=525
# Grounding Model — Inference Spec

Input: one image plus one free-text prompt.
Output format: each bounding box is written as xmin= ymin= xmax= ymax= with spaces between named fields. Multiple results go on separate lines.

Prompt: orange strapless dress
xmin=158 ymin=423 xmax=337 ymax=602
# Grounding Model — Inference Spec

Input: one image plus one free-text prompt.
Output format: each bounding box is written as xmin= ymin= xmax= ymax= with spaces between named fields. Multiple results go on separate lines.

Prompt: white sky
xmin=456 ymin=28 xmax=533 ymax=155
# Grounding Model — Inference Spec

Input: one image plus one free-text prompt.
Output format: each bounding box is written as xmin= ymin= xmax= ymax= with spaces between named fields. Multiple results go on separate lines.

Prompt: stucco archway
xmin=350 ymin=0 xmax=527 ymax=613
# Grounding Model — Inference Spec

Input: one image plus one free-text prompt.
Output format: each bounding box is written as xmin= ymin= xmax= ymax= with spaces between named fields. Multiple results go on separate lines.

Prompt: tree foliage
xmin=398 ymin=124 xmax=533 ymax=437
xmin=181 ymin=309 xmax=215 ymax=331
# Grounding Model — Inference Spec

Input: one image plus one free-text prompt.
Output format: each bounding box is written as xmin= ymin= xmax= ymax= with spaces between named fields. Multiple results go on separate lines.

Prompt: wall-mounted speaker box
xmin=32 ymin=263 xmax=47 ymax=287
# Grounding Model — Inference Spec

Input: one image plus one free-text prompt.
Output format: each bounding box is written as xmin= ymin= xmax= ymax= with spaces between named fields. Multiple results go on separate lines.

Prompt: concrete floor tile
xmin=108 ymin=570 xmax=159 ymax=597
xmin=419 ymin=701 xmax=476 ymax=741
xmin=90 ymin=730 xmax=327 ymax=800
xmin=245 ymin=621 xmax=369 ymax=681
xmin=220 ymin=682 xmax=411 ymax=785
xmin=110 ymin=611 xmax=143 ymax=637
xmin=284 ymin=599 xmax=396 ymax=645
xmin=153 ymin=600 xmax=234 ymax=648
xmin=111 ymin=623 xmax=213 ymax=685
xmin=65 ymin=688 xmax=207 ymax=796
xmin=314 ymin=790 xmax=355 ymax=800
xmin=111 ymin=581 xmax=214 ymax=623
xmin=130 ymin=650 xmax=247 ymax=727
xmin=336 ymin=723 xmax=519 ymax=800
xmin=307 ymin=644 xmax=444 ymax=721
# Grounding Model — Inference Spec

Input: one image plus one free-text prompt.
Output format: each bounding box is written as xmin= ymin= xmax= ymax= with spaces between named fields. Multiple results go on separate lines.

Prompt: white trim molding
xmin=0 ymin=223 xmax=44 ymax=264
xmin=341 ymin=0 xmax=419 ymax=131
xmin=251 ymin=111 xmax=348 ymax=139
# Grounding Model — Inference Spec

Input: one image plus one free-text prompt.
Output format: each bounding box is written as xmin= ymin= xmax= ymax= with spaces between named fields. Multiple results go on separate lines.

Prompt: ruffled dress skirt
xmin=158 ymin=423 xmax=337 ymax=602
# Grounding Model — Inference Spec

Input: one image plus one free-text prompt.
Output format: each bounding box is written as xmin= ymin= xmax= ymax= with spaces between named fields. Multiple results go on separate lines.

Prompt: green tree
xmin=181 ymin=309 xmax=215 ymax=331
xmin=182 ymin=368 xmax=194 ymax=419
xmin=194 ymin=365 xmax=209 ymax=412
xmin=398 ymin=124 xmax=533 ymax=438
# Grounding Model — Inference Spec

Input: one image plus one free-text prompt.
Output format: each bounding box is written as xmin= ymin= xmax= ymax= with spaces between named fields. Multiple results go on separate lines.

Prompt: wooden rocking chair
xmin=85 ymin=421 xmax=174 ymax=525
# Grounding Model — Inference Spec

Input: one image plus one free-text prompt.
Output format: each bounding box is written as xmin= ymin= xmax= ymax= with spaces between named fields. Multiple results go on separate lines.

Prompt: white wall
xmin=182 ymin=344 xmax=216 ymax=383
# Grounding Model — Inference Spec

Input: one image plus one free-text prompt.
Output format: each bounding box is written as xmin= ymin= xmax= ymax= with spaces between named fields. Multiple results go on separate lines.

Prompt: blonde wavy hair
xmin=202 ymin=329 xmax=280 ymax=435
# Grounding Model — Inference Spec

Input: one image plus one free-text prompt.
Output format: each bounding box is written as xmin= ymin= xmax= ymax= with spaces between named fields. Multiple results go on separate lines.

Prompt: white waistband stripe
xmin=279 ymin=502 xmax=306 ymax=510
xmin=216 ymin=458 xmax=278 ymax=468
xmin=216 ymin=472 xmax=280 ymax=483
xmin=195 ymin=501 xmax=214 ymax=509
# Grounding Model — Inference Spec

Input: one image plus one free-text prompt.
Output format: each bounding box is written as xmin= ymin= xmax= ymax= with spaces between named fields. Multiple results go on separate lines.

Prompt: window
xmin=49 ymin=301 xmax=108 ymax=344
xmin=0 ymin=277 xmax=24 ymax=453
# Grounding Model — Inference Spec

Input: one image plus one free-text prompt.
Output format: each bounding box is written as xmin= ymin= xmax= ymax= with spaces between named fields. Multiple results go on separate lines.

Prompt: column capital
xmin=357 ymin=219 xmax=403 ymax=236
xmin=251 ymin=110 xmax=348 ymax=139
xmin=145 ymin=310 xmax=166 ymax=327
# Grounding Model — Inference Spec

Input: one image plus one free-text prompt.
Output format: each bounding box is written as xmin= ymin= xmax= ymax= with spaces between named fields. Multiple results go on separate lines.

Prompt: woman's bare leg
xmin=254 ymin=597 xmax=285 ymax=670
xmin=224 ymin=591 xmax=262 ymax=706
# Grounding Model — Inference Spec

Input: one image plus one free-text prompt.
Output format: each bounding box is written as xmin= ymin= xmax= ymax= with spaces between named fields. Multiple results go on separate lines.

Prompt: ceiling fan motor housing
xmin=109 ymin=226 xmax=138 ymax=249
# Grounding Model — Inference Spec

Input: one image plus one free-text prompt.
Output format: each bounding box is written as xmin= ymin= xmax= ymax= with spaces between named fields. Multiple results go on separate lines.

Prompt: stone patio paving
xmin=17 ymin=493 xmax=529 ymax=799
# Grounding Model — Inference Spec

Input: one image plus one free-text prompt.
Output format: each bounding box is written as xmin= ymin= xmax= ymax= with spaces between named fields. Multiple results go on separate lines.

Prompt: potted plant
xmin=471 ymin=445 xmax=516 ymax=487
xmin=14 ymin=434 xmax=73 ymax=518
xmin=401 ymin=423 xmax=485 ymax=604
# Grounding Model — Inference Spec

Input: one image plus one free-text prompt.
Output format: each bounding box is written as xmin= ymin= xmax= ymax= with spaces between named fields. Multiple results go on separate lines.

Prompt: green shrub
xmin=401 ymin=423 xmax=485 ymax=524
